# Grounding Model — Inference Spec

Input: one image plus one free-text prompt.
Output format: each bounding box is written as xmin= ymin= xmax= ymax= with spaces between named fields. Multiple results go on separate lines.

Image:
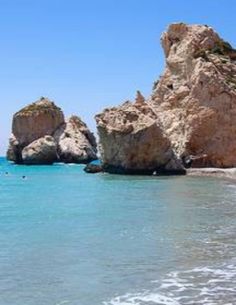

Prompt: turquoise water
xmin=0 ymin=157 xmax=236 ymax=305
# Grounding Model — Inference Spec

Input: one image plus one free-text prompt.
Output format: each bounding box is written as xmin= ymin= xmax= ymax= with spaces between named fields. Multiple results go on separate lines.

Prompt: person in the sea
xmin=22 ymin=175 xmax=26 ymax=179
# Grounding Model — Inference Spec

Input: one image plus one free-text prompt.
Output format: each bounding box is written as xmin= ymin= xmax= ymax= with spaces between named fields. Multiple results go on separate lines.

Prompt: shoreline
xmin=187 ymin=168 xmax=236 ymax=181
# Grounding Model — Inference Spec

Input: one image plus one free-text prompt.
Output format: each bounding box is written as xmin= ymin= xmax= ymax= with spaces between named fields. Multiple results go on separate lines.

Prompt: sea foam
xmin=104 ymin=261 xmax=236 ymax=305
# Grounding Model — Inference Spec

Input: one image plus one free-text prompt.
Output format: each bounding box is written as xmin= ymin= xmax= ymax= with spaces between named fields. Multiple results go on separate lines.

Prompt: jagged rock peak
xmin=135 ymin=91 xmax=145 ymax=105
xmin=161 ymin=23 xmax=224 ymax=58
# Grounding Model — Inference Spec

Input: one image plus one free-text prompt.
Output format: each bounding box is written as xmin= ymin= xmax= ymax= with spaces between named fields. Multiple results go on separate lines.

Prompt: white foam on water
xmin=104 ymin=262 xmax=236 ymax=305
xmin=103 ymin=292 xmax=179 ymax=305
xmin=53 ymin=163 xmax=82 ymax=167
xmin=227 ymin=184 xmax=236 ymax=189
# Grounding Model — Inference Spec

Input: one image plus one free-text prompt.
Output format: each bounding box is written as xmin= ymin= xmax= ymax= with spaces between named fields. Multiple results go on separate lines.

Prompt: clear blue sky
xmin=1 ymin=0 xmax=236 ymax=155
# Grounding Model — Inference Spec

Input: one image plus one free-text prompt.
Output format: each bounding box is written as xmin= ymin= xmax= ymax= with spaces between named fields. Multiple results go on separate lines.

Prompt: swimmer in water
xmin=22 ymin=175 xmax=26 ymax=179
xmin=5 ymin=172 xmax=8 ymax=175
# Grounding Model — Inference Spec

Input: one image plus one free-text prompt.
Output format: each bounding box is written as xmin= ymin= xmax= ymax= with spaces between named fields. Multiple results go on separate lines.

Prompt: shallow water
xmin=0 ymin=157 xmax=236 ymax=305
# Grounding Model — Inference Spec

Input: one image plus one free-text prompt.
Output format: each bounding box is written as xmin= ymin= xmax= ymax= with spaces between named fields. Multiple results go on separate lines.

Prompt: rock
xmin=12 ymin=97 xmax=64 ymax=146
xmin=84 ymin=163 xmax=103 ymax=173
xmin=6 ymin=136 xmax=22 ymax=163
xmin=7 ymin=98 xmax=97 ymax=165
xmin=151 ymin=23 xmax=236 ymax=167
xmin=22 ymin=136 xmax=57 ymax=165
xmin=134 ymin=90 xmax=145 ymax=106
xmin=95 ymin=101 xmax=184 ymax=174
xmin=54 ymin=116 xmax=97 ymax=163
xmin=7 ymin=97 xmax=64 ymax=163
xmin=96 ymin=23 xmax=236 ymax=173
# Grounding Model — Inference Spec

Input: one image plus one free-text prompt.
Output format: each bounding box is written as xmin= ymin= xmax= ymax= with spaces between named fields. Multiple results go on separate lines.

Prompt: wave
xmin=104 ymin=262 xmax=236 ymax=305
xmin=53 ymin=163 xmax=82 ymax=167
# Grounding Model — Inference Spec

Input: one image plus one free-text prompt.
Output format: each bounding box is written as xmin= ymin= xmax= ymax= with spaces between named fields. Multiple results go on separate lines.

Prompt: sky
xmin=0 ymin=0 xmax=236 ymax=155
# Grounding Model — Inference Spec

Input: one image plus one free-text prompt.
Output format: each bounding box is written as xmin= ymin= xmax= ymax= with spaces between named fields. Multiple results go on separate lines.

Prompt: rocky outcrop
xmin=96 ymin=98 xmax=185 ymax=174
xmin=6 ymin=136 xmax=21 ymax=163
xmin=22 ymin=136 xmax=57 ymax=165
xmin=150 ymin=23 xmax=236 ymax=168
xmin=54 ymin=116 xmax=97 ymax=163
xmin=7 ymin=98 xmax=97 ymax=164
xmin=96 ymin=23 xmax=236 ymax=173
xmin=12 ymin=98 xmax=64 ymax=147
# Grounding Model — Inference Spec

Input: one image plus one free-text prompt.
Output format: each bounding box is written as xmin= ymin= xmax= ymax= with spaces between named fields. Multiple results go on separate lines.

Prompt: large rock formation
xmin=7 ymin=97 xmax=97 ymax=164
xmin=151 ymin=23 xmax=236 ymax=168
xmin=96 ymin=99 xmax=184 ymax=174
xmin=96 ymin=23 xmax=236 ymax=173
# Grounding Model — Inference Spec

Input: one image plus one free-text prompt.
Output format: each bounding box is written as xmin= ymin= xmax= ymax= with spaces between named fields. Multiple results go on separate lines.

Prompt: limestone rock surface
xmin=22 ymin=136 xmax=57 ymax=165
xmin=96 ymin=23 xmax=236 ymax=173
xmin=54 ymin=116 xmax=97 ymax=163
xmin=12 ymin=97 xmax=64 ymax=146
xmin=96 ymin=99 xmax=184 ymax=174
xmin=7 ymin=136 xmax=21 ymax=163
xmin=7 ymin=98 xmax=97 ymax=164
xmin=151 ymin=23 xmax=236 ymax=167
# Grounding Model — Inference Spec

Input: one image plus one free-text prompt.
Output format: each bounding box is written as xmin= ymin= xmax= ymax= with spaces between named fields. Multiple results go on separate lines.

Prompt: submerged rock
xmin=54 ymin=116 xmax=97 ymax=163
xmin=84 ymin=163 xmax=103 ymax=173
xmin=7 ymin=98 xmax=97 ymax=165
xmin=22 ymin=136 xmax=57 ymax=165
xmin=96 ymin=23 xmax=236 ymax=173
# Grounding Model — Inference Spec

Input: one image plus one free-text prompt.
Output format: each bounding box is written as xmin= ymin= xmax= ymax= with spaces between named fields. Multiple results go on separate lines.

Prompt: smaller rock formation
xmin=84 ymin=163 xmax=103 ymax=174
xmin=6 ymin=136 xmax=21 ymax=163
xmin=54 ymin=116 xmax=97 ymax=163
xmin=22 ymin=136 xmax=57 ymax=165
xmin=7 ymin=97 xmax=97 ymax=165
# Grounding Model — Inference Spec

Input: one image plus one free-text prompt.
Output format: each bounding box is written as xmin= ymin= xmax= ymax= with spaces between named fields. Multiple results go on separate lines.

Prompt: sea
xmin=0 ymin=157 xmax=236 ymax=305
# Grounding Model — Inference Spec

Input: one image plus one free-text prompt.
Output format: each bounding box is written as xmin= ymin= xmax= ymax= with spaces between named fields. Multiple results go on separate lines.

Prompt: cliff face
xmin=96 ymin=23 xmax=236 ymax=173
xmin=151 ymin=23 xmax=236 ymax=167
xmin=7 ymin=98 xmax=97 ymax=164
